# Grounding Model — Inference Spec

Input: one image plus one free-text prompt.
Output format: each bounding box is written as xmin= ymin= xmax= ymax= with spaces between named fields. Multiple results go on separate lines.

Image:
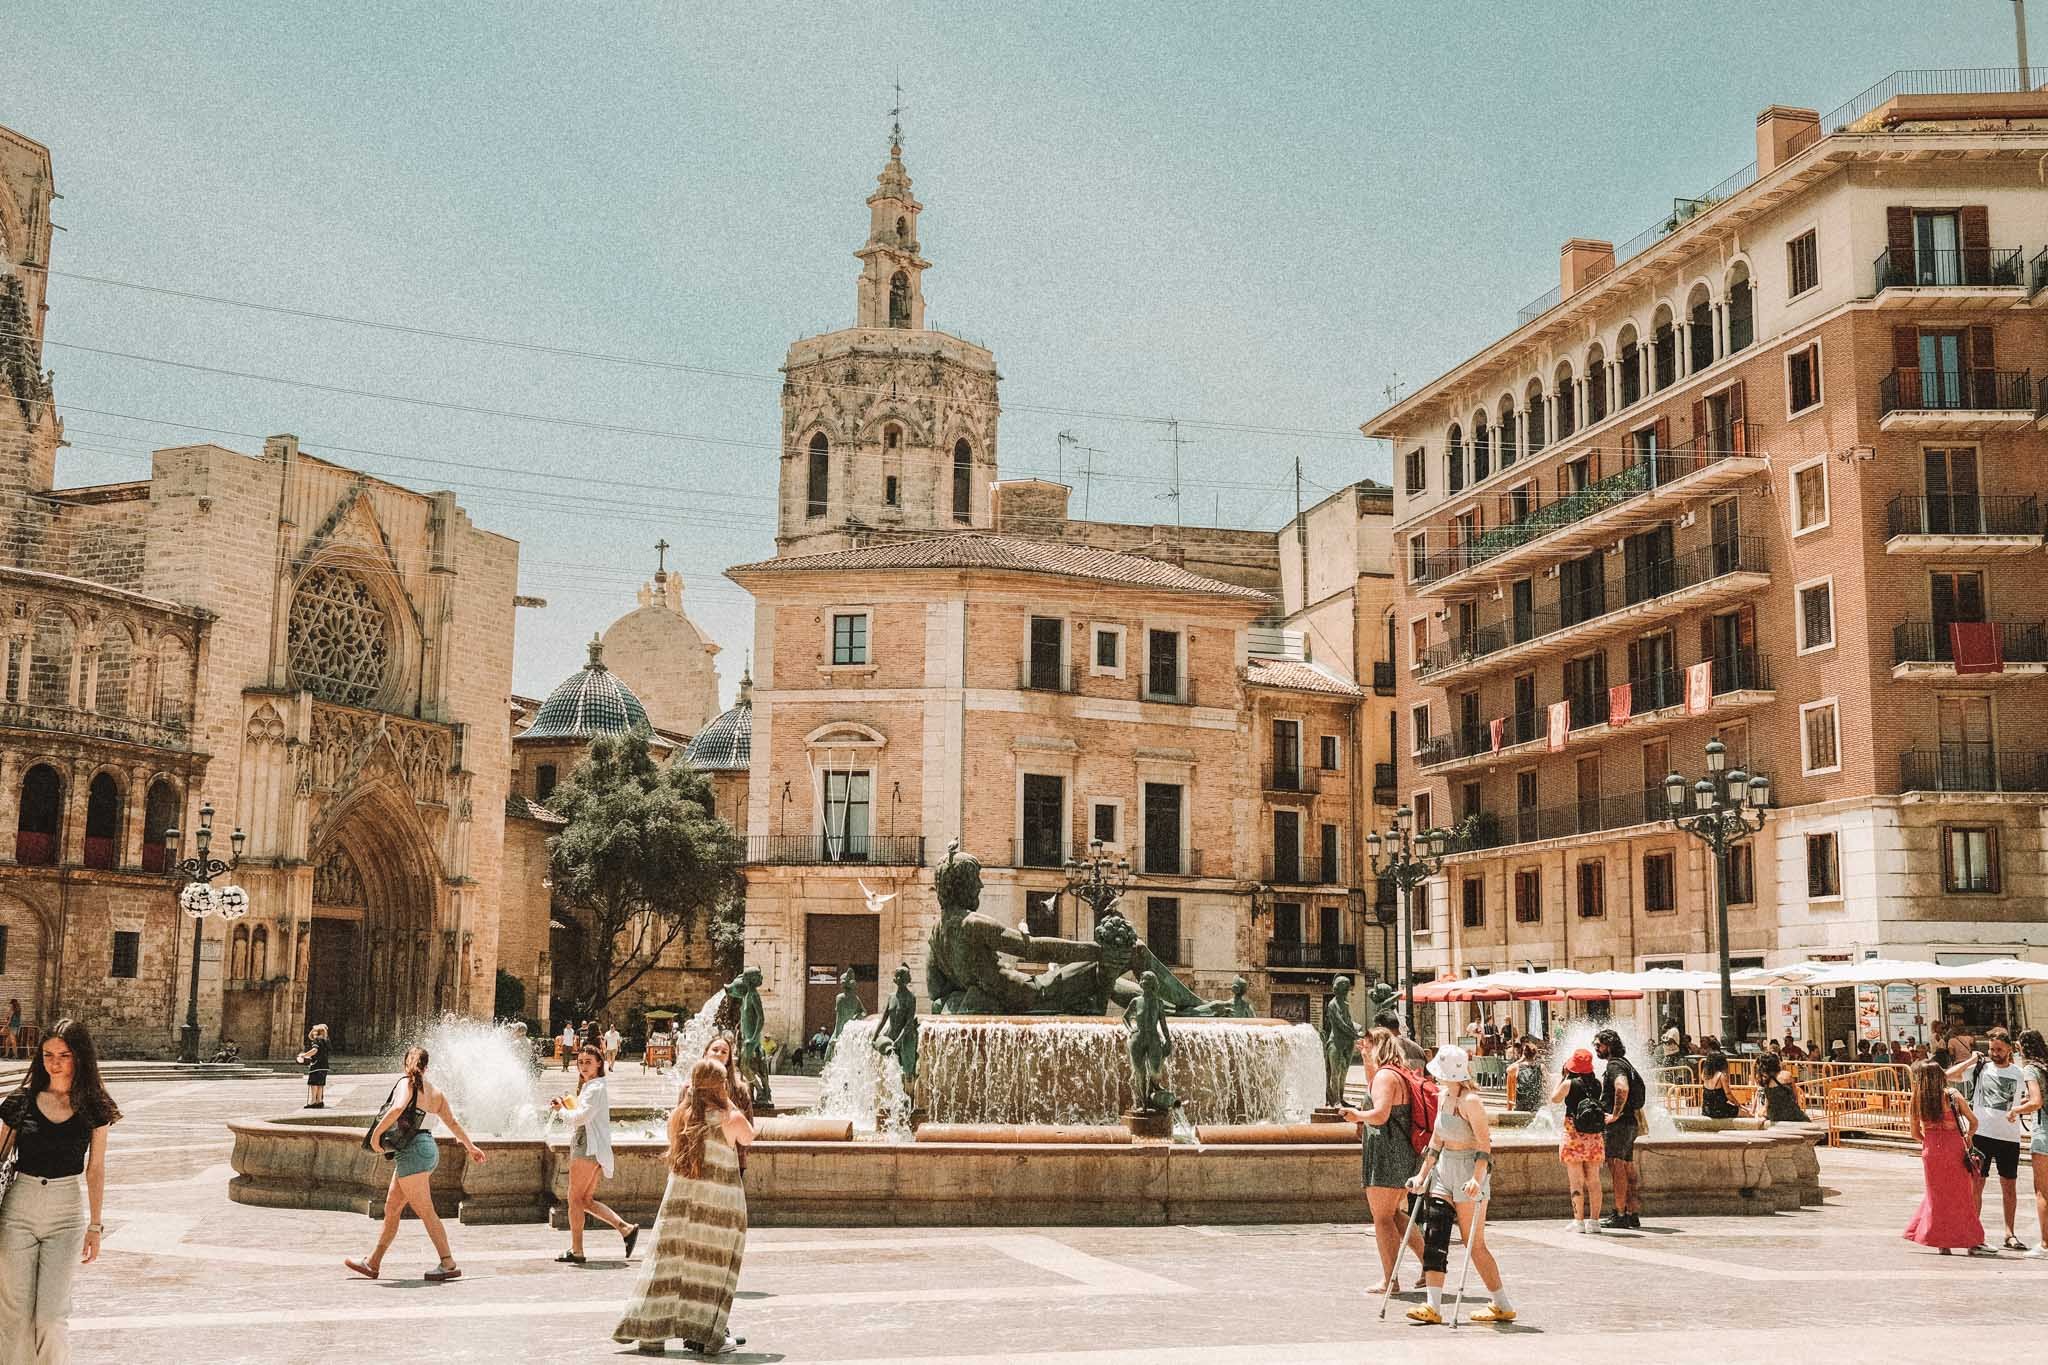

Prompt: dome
xmin=517 ymin=636 xmax=652 ymax=742
xmin=684 ymin=672 xmax=753 ymax=772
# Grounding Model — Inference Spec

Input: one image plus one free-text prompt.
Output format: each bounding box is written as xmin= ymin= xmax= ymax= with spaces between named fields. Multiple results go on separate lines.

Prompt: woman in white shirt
xmin=552 ymin=1043 xmax=637 ymax=1264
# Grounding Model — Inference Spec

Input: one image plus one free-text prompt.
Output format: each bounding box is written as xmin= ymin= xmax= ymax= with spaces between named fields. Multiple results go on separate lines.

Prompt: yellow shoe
xmin=1470 ymin=1305 xmax=1516 ymax=1324
xmin=1405 ymin=1305 xmax=1445 ymax=1325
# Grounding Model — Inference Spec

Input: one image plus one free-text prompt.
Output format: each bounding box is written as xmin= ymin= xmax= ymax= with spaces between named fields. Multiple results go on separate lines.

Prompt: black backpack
xmin=1570 ymin=1077 xmax=1605 ymax=1134
xmin=1614 ymin=1058 xmax=1648 ymax=1117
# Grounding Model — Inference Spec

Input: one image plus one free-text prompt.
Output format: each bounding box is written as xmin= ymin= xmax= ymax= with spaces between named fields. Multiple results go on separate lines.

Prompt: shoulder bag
xmin=361 ymin=1077 xmax=425 ymax=1157
xmin=0 ymin=1089 xmax=25 ymax=1199
xmin=1951 ymin=1091 xmax=1986 ymax=1177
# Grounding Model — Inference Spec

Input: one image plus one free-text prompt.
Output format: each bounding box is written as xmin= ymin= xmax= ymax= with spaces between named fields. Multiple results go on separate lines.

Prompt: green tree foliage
xmin=547 ymin=730 xmax=744 ymax=1018
xmin=493 ymin=968 xmax=526 ymax=1020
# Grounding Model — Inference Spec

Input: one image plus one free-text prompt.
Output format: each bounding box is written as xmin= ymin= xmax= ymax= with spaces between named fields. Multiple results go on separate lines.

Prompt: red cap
xmin=1565 ymin=1048 xmax=1595 ymax=1075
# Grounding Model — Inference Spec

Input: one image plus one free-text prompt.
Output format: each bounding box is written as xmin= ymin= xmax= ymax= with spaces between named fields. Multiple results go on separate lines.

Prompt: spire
xmin=856 ymin=89 xmax=928 ymax=331
xmin=586 ymin=633 xmax=606 ymax=669
xmin=737 ymin=665 xmax=754 ymax=708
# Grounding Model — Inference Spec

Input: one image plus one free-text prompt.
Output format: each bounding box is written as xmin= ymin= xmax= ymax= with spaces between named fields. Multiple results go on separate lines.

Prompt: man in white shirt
xmin=1947 ymin=1026 xmax=2030 ymax=1251
xmin=603 ymin=1023 xmax=622 ymax=1069
xmin=558 ymin=1022 xmax=577 ymax=1071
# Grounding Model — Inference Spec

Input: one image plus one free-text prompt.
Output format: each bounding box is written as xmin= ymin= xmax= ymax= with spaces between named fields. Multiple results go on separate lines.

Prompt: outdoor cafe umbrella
xmin=641 ymin=1009 xmax=679 ymax=1020
xmin=1801 ymin=957 xmax=2048 ymax=989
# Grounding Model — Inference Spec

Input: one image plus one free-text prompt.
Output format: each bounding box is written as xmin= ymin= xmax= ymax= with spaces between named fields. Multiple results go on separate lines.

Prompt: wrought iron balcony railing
xmin=1264 ymin=763 xmax=1320 ymax=795
xmin=1885 ymin=493 xmax=2040 ymax=539
xmin=1879 ymin=367 xmax=2032 ymax=417
xmin=747 ymin=834 xmax=926 ymax=867
xmin=1893 ymin=620 xmax=2048 ymax=666
xmin=1262 ymin=855 xmax=1337 ymax=886
xmin=1873 ymin=245 xmax=2024 ymax=292
xmin=1901 ymin=745 xmax=2048 ymax=794
xmin=1017 ymin=660 xmax=1075 ymax=693
xmin=1266 ymin=940 xmax=1358 ymax=970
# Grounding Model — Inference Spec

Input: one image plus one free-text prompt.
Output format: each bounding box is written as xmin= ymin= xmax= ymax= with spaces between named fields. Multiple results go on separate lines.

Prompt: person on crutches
xmin=1401 ymin=1044 xmax=1516 ymax=1326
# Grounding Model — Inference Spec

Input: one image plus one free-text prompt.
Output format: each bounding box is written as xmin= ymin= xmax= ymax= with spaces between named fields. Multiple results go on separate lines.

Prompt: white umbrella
xmin=1932 ymin=957 xmax=2048 ymax=988
xmin=1619 ymin=967 xmax=1724 ymax=992
xmin=1729 ymin=962 xmax=1830 ymax=990
xmin=1801 ymin=959 xmax=1991 ymax=989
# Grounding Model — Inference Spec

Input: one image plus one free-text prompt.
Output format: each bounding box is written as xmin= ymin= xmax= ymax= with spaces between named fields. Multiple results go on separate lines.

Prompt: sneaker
xmin=1625 ymin=1213 xmax=1644 ymax=1230
xmin=1600 ymin=1213 xmax=1629 ymax=1230
xmin=1565 ymin=1219 xmax=1581 ymax=1233
xmin=1583 ymin=1219 xmax=1600 ymax=1234
xmin=1470 ymin=1304 xmax=1517 ymax=1324
xmin=2026 ymin=1247 xmax=2048 ymax=1260
xmin=1405 ymin=1305 xmax=1445 ymax=1326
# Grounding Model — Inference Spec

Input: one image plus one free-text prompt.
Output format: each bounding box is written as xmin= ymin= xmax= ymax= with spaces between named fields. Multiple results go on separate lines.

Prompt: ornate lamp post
xmin=1366 ymin=806 xmax=1448 ymax=1033
xmin=1062 ymin=838 xmax=1134 ymax=925
xmin=164 ymin=802 xmax=247 ymax=1063
xmin=1664 ymin=739 xmax=1772 ymax=1047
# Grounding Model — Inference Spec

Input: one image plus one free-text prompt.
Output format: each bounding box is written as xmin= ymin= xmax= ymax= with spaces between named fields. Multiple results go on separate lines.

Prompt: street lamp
xmin=1062 ymin=838 xmax=1134 ymax=926
xmin=163 ymin=802 xmax=247 ymax=1064
xmin=1366 ymin=805 xmax=1449 ymax=1032
xmin=1664 ymin=739 xmax=1771 ymax=1047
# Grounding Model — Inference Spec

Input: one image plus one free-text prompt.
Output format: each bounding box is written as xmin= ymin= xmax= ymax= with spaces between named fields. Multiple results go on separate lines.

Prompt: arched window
xmin=1553 ymin=363 xmax=1576 ymax=439
xmin=806 ymin=432 xmax=830 ymax=519
xmin=1726 ymin=266 xmax=1754 ymax=353
xmin=83 ymin=772 xmax=120 ymax=870
xmin=883 ymin=423 xmax=901 ymax=450
xmin=251 ymin=925 xmax=269 ymax=980
xmin=888 ymin=271 xmax=911 ymax=328
xmin=535 ymin=763 xmax=558 ymax=802
xmin=1586 ymin=346 xmax=1608 ymax=424
xmin=1446 ymin=425 xmax=1464 ymax=494
xmin=16 ymin=764 xmax=60 ymax=866
xmin=1492 ymin=398 xmax=1514 ymax=473
xmin=1651 ymin=306 xmax=1677 ymax=391
xmin=1687 ymin=287 xmax=1715 ymax=371
xmin=952 ymin=439 xmax=973 ymax=522
xmin=1525 ymin=380 xmax=1547 ymax=455
xmin=142 ymin=779 xmax=179 ymax=873
xmin=1469 ymin=415 xmax=1489 ymax=490
xmin=1617 ymin=326 xmax=1642 ymax=407
xmin=894 ymin=215 xmax=909 ymax=244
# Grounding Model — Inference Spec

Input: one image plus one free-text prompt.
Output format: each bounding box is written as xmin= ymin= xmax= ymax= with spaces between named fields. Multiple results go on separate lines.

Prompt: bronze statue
xmin=727 ymin=966 xmax=772 ymax=1107
xmin=1226 ymin=975 xmax=1254 ymax=1018
xmin=1320 ymin=974 xmax=1361 ymax=1108
xmin=872 ymin=963 xmax=920 ymax=1085
xmin=828 ymin=967 xmax=864 ymax=1059
xmin=1123 ymin=970 xmax=1175 ymax=1113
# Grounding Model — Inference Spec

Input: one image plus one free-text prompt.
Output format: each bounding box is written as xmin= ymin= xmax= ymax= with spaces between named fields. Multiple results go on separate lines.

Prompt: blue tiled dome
xmin=684 ymin=672 xmax=752 ymax=771
xmin=519 ymin=636 xmax=652 ymax=742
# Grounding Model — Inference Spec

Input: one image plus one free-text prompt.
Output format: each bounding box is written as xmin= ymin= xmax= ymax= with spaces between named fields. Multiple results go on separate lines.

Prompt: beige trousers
xmin=0 ymin=1173 xmax=86 ymax=1365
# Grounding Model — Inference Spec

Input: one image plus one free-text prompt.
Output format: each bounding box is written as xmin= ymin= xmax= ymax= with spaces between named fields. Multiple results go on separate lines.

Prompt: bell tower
xmin=775 ymin=107 xmax=1001 ymax=557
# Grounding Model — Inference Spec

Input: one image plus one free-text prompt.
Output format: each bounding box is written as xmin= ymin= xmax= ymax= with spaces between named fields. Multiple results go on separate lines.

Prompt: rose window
xmin=288 ymin=566 xmax=392 ymax=706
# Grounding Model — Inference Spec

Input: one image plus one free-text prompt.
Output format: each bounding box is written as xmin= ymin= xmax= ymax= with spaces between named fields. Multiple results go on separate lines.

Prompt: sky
xmin=7 ymin=2 xmax=2029 ymax=705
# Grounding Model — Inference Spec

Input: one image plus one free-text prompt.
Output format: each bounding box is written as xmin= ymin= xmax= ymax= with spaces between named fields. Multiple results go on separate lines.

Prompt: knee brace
xmin=1417 ymin=1195 xmax=1456 ymax=1274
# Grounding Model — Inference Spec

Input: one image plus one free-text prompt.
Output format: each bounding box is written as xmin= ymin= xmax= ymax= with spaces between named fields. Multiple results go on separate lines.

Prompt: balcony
xmin=1878 ymin=367 xmax=2032 ymax=433
xmin=1871 ymin=246 xmax=2025 ymax=304
xmin=1901 ymin=745 xmax=2048 ymax=794
xmin=1263 ymin=854 xmax=1338 ymax=886
xmin=1445 ymin=773 xmax=1775 ymax=861
xmin=1017 ymin=660 xmax=1075 ymax=693
xmin=1419 ymin=651 xmax=1773 ymax=774
xmin=1372 ymin=761 xmax=1397 ymax=808
xmin=1892 ymin=621 xmax=2048 ymax=679
xmin=1141 ymin=679 xmax=1200 ymax=707
xmin=2033 ymin=245 xmax=2048 ymax=298
xmin=0 ymin=700 xmax=192 ymax=751
xmin=1408 ymin=435 xmax=1768 ymax=597
xmin=1417 ymin=536 xmax=1770 ymax=686
xmin=1884 ymin=494 xmax=2041 ymax=556
xmin=1263 ymin=763 xmax=1321 ymax=797
xmin=1372 ymin=661 xmax=1396 ymax=695
xmin=1267 ymin=940 xmax=1358 ymax=971
xmin=747 ymin=834 xmax=927 ymax=867
xmin=1137 ymin=846 xmax=1206 ymax=878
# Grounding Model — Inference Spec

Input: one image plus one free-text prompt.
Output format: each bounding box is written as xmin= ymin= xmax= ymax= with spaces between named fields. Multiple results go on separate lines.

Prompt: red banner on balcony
xmin=1951 ymin=622 xmax=2004 ymax=675
xmin=1490 ymin=716 xmax=1504 ymax=753
xmin=1547 ymin=700 xmax=1569 ymax=752
xmin=1608 ymin=683 xmax=1632 ymax=729
xmin=1687 ymin=660 xmax=1712 ymax=715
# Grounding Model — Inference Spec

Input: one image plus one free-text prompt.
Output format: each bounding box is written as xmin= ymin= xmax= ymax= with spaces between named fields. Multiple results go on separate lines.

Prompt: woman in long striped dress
xmin=615 ymin=1058 xmax=755 ymax=1357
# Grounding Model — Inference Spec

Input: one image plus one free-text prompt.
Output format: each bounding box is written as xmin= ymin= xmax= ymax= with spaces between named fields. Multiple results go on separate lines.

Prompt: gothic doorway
xmin=307 ymin=783 xmax=442 ymax=1053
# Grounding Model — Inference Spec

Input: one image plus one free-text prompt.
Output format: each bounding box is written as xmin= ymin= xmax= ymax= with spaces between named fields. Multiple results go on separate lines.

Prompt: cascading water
xmin=657 ymin=994 xmax=732 ymax=1097
xmin=813 ymin=1016 xmax=1324 ymax=1134
xmin=414 ymin=1015 xmax=550 ymax=1137
xmin=1519 ymin=1016 xmax=1677 ymax=1139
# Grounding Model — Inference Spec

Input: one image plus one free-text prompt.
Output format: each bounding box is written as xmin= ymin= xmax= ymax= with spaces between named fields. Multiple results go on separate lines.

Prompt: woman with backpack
xmin=1402 ymin=1044 xmax=1514 ymax=1326
xmin=1549 ymin=1048 xmax=1606 ymax=1233
xmin=1339 ymin=1028 xmax=1425 ymax=1296
xmin=344 ymin=1046 xmax=489 ymax=1283
xmin=1505 ymin=1039 xmax=1545 ymax=1114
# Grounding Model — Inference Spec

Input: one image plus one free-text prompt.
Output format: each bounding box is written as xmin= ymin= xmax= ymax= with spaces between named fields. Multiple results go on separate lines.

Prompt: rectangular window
xmin=1021 ymin=773 xmax=1065 ymax=867
xmin=1806 ymin=831 xmax=1840 ymax=898
xmin=1273 ymin=902 xmax=1303 ymax=943
xmin=1408 ymin=535 xmax=1427 ymax=584
xmin=1943 ymin=826 xmax=1999 ymax=893
xmin=1413 ymin=791 xmax=1433 ymax=834
xmin=953 ymin=449 xmax=973 ymax=522
xmin=1146 ymin=897 xmax=1182 ymax=965
xmin=1320 ymin=823 xmax=1340 ymax=883
xmin=1145 ymin=782 xmax=1185 ymax=875
xmin=831 ymin=612 xmax=869 ymax=665
xmin=1410 ymin=704 xmax=1432 ymax=754
xmin=1145 ymin=629 xmax=1181 ymax=699
xmin=1786 ymin=341 xmax=1821 ymax=415
xmin=1092 ymin=801 xmax=1118 ymax=846
xmin=1408 ymin=618 xmax=1427 ymax=669
xmin=1725 ymin=842 xmax=1755 ymax=904
xmin=1798 ymin=579 xmax=1834 ymax=652
xmin=1272 ymin=719 xmax=1302 ymax=786
xmin=1514 ymin=868 xmax=1541 ymax=923
xmin=1271 ymin=808 xmax=1301 ymax=883
xmin=822 ymin=770 xmax=873 ymax=860
xmin=1461 ymin=877 xmax=1484 ymax=929
xmin=1787 ymin=229 xmax=1819 ymax=297
xmin=111 ymin=930 xmax=140 ymax=979
xmin=1644 ymin=851 xmax=1676 ymax=914
xmin=1576 ymin=860 xmax=1605 ymax=918
xmin=1405 ymin=448 xmax=1426 ymax=495
xmin=0 ymin=924 xmax=8 ymax=974
xmin=1093 ymin=625 xmax=1122 ymax=673
xmin=1792 ymin=461 xmax=1828 ymax=533
xmin=1028 ymin=616 xmax=1065 ymax=690
xmin=1319 ymin=734 xmax=1340 ymax=771
xmin=1025 ymin=891 xmax=1061 ymax=938
xmin=884 ymin=474 xmax=900 ymax=506
xmin=1801 ymin=699 xmax=1840 ymax=775
xmin=807 ymin=445 xmax=830 ymax=518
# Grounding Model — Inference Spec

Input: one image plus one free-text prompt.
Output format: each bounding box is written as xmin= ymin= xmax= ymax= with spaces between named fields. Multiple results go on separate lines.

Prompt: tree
xmin=546 ymin=729 xmax=744 ymax=1019
xmin=494 ymin=968 xmax=527 ymax=1021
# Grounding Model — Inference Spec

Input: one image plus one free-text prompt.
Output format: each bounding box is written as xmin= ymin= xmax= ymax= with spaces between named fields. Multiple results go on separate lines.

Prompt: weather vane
xmin=889 ymin=75 xmax=907 ymax=149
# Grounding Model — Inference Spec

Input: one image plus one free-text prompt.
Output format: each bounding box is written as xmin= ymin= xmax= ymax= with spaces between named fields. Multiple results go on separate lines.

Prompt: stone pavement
xmin=53 ymin=1071 xmax=2048 ymax=1364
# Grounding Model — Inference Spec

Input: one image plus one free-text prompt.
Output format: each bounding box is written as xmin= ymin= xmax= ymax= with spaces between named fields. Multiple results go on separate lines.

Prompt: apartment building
xmin=1366 ymin=79 xmax=2048 ymax=1046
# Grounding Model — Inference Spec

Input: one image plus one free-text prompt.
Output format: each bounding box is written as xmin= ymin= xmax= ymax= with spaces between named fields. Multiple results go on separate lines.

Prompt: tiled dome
xmin=684 ymin=672 xmax=752 ymax=772
xmin=518 ymin=636 xmax=652 ymax=742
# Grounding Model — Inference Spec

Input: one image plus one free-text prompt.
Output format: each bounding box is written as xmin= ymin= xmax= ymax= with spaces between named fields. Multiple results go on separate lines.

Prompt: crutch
xmin=1375 ymin=1186 xmax=1424 ymax=1320
xmin=1448 ymin=1193 xmax=1490 ymax=1329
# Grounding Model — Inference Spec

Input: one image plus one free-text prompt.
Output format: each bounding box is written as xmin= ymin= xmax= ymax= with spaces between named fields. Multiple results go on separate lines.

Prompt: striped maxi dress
xmin=613 ymin=1126 xmax=748 ymax=1349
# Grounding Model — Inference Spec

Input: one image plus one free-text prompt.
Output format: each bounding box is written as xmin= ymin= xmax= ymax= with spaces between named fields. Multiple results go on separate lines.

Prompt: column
xmin=61 ymin=758 xmax=88 ymax=865
xmin=122 ymin=764 xmax=148 ymax=870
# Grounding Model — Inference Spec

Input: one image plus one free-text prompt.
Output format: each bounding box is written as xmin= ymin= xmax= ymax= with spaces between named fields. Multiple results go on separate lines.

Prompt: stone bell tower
xmin=776 ymin=115 xmax=1001 ymax=557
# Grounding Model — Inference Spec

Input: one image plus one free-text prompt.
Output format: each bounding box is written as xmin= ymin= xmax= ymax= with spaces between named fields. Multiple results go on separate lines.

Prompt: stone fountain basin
xmin=229 ymin=1112 xmax=1819 ymax=1227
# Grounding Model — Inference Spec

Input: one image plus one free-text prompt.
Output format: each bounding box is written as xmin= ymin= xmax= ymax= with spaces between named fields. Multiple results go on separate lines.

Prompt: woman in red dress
xmin=1904 ymin=1058 xmax=1991 ymax=1254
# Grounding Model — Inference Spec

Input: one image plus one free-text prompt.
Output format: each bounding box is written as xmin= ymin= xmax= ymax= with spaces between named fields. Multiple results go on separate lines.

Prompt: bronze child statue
xmin=1123 ymin=970 xmax=1176 ymax=1114
xmin=872 ymin=963 xmax=921 ymax=1086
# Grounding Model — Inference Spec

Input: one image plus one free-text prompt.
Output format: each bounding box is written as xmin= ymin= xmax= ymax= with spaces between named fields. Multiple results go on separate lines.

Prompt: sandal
xmin=623 ymin=1223 xmax=640 ymax=1258
xmin=555 ymin=1251 xmax=586 ymax=1264
xmin=2003 ymin=1236 xmax=2030 ymax=1252
xmin=424 ymin=1264 xmax=463 ymax=1282
xmin=343 ymin=1258 xmax=379 ymax=1280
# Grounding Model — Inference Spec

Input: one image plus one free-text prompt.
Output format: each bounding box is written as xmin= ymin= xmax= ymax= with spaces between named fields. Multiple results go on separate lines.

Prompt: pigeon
xmin=859 ymin=879 xmax=899 ymax=914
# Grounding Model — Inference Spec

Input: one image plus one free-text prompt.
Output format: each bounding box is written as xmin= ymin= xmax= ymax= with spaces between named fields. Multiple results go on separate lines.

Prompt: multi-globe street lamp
xmin=1366 ymin=806 xmax=1448 ymax=1033
xmin=1063 ymin=838 xmax=1135 ymax=924
xmin=164 ymin=802 xmax=247 ymax=1063
xmin=1663 ymin=739 xmax=1772 ymax=1047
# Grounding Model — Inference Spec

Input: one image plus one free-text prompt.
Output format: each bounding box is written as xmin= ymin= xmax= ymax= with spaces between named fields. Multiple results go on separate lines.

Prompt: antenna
xmin=1382 ymin=374 xmax=1406 ymax=407
xmin=1073 ymin=442 xmax=1108 ymax=519
xmin=1156 ymin=418 xmax=1191 ymax=535
xmin=1057 ymin=430 xmax=1077 ymax=483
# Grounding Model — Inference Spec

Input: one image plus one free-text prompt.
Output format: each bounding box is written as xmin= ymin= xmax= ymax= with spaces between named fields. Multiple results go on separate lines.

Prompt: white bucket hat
xmin=1426 ymin=1043 xmax=1472 ymax=1083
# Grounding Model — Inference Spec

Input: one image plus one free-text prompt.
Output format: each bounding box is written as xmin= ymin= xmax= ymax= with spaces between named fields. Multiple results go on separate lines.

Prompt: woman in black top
xmin=297 ymin=1024 xmax=332 ymax=1109
xmin=0 ymin=1017 xmax=120 ymax=1362
xmin=1700 ymin=1050 xmax=1740 ymax=1119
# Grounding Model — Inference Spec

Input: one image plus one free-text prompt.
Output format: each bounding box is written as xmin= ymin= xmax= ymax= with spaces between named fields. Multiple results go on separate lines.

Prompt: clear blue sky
xmin=8 ymin=2 xmax=2027 ymax=702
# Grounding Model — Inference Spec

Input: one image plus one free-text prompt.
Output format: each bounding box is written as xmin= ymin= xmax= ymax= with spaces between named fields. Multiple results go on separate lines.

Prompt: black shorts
xmin=1604 ymin=1120 xmax=1638 ymax=1162
xmin=1974 ymin=1134 xmax=2021 ymax=1180
xmin=307 ymin=1071 xmax=329 ymax=1087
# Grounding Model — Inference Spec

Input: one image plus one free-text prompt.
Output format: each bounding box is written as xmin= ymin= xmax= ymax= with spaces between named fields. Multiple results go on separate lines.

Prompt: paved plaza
xmin=23 ymin=1067 xmax=2041 ymax=1364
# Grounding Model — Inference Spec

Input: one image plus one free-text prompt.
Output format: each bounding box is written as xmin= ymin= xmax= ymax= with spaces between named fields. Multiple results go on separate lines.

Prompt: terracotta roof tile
xmin=727 ymin=532 xmax=1272 ymax=603
xmin=1245 ymin=657 xmax=1364 ymax=697
xmin=505 ymin=794 xmax=567 ymax=826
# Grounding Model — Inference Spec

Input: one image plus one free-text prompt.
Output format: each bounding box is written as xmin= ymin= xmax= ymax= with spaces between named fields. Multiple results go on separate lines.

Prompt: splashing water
xmin=657 ymin=994 xmax=732 ymax=1100
xmin=1520 ymin=1016 xmax=1677 ymax=1139
xmin=415 ymin=1015 xmax=549 ymax=1137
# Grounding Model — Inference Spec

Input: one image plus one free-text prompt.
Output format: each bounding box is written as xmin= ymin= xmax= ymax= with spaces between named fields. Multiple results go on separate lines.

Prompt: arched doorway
xmin=305 ymin=783 xmax=442 ymax=1052
xmin=0 ymin=893 xmax=47 ymax=1030
xmin=15 ymin=764 xmax=60 ymax=866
